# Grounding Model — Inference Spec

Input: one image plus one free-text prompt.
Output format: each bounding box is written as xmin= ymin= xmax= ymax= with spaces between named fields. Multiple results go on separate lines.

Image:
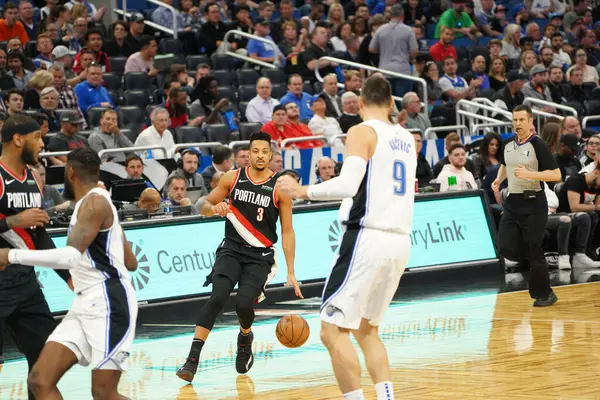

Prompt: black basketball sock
xmin=188 ymin=338 xmax=205 ymax=360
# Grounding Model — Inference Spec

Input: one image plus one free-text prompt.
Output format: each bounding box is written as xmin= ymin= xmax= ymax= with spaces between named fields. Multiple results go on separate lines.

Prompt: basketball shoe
xmin=236 ymin=331 xmax=254 ymax=374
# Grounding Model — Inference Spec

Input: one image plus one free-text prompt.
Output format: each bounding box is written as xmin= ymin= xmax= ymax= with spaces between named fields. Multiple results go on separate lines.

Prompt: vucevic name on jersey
xmin=0 ymin=162 xmax=45 ymax=288
xmin=225 ymin=167 xmax=279 ymax=248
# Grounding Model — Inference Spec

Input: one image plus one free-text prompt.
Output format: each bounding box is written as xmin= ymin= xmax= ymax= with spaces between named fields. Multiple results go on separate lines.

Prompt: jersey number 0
xmin=393 ymin=160 xmax=406 ymax=196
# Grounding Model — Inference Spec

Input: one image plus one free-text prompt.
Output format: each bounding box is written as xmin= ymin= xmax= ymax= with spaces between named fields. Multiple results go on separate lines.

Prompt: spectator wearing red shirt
xmin=262 ymin=104 xmax=322 ymax=149
xmin=164 ymin=88 xmax=204 ymax=130
xmin=0 ymin=3 xmax=29 ymax=45
xmin=429 ymin=26 xmax=457 ymax=62
xmin=72 ymin=29 xmax=110 ymax=73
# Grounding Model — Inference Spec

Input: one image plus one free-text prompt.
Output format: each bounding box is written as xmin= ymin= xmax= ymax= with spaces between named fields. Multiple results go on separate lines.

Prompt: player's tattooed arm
xmin=200 ymin=170 xmax=237 ymax=217
xmin=66 ymin=194 xmax=111 ymax=254
xmin=0 ymin=208 xmax=50 ymax=232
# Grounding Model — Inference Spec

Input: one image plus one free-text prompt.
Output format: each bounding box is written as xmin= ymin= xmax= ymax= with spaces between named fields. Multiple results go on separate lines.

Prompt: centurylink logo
xmin=129 ymin=241 xmax=150 ymax=291
xmin=328 ymin=220 xmax=342 ymax=253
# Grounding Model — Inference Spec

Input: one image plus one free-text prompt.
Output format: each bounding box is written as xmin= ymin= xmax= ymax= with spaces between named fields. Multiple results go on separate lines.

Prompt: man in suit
xmin=321 ymin=73 xmax=342 ymax=118
xmin=200 ymin=145 xmax=234 ymax=192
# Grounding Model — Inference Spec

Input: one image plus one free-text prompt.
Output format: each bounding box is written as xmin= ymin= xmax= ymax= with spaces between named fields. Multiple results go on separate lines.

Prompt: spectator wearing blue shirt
xmin=73 ymin=63 xmax=114 ymax=114
xmin=152 ymin=0 xmax=187 ymax=31
xmin=279 ymin=74 xmax=314 ymax=120
xmin=463 ymin=55 xmax=491 ymax=90
xmin=247 ymin=16 xmax=285 ymax=66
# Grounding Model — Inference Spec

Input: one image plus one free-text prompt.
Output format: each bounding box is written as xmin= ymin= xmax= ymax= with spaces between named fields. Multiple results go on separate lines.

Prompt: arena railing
xmin=38 ymin=151 xmax=72 ymax=159
xmin=116 ymin=0 xmax=178 ymax=38
xmin=171 ymin=142 xmax=225 ymax=155
xmin=523 ymin=97 xmax=574 ymax=134
xmin=280 ymin=136 xmax=329 ymax=149
xmin=222 ymin=31 xmax=280 ymax=70
xmin=98 ymin=145 xmax=169 ymax=159
xmin=456 ymin=100 xmax=511 ymax=130
xmin=471 ymin=122 xmax=513 ymax=136
xmin=424 ymin=125 xmax=469 ymax=140
xmin=582 ymin=115 xmax=600 ymax=130
xmin=472 ymin=98 xmax=501 ymax=121
xmin=332 ymin=134 xmax=347 ymax=145
xmin=313 ymin=56 xmax=428 ymax=116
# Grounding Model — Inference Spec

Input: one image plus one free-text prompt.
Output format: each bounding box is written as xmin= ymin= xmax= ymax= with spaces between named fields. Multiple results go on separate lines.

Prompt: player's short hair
xmin=67 ymin=147 xmax=101 ymax=183
xmin=360 ymin=75 xmax=391 ymax=107
xmin=513 ymin=104 xmax=533 ymax=118
xmin=212 ymin=145 xmax=233 ymax=164
xmin=249 ymin=132 xmax=272 ymax=147
xmin=449 ymin=143 xmax=466 ymax=154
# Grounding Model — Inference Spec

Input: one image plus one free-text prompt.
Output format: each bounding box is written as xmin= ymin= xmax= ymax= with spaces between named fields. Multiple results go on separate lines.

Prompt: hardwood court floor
xmin=1 ymin=282 xmax=599 ymax=399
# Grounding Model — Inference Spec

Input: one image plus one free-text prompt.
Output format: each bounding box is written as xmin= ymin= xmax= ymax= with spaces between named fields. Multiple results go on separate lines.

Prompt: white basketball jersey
xmin=338 ymin=120 xmax=417 ymax=235
xmin=69 ymin=187 xmax=130 ymax=292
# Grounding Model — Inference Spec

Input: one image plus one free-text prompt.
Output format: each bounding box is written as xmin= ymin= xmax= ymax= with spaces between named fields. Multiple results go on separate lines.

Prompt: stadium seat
xmin=109 ymin=57 xmax=127 ymax=77
xmin=211 ymin=54 xmax=235 ymax=70
xmin=478 ymin=88 xmax=496 ymax=98
xmin=238 ymin=101 xmax=249 ymax=120
xmin=457 ymin=47 xmax=469 ymax=62
xmin=426 ymin=23 xmax=436 ymax=39
xmin=186 ymin=55 xmax=210 ymax=71
xmin=102 ymin=73 xmax=122 ymax=91
xmin=430 ymin=116 xmax=447 ymax=127
xmin=565 ymin=100 xmax=585 ymax=117
xmin=117 ymin=106 xmax=146 ymax=136
xmin=214 ymin=69 xmax=237 ymax=86
xmin=457 ymin=60 xmax=470 ymax=75
xmin=238 ymin=85 xmax=257 ymax=102
xmin=239 ymin=122 xmax=262 ymax=141
xmin=159 ymin=38 xmax=184 ymax=55
xmin=313 ymin=81 xmax=323 ymax=94
xmin=217 ymin=86 xmax=237 ymax=103
xmin=452 ymin=38 xmax=476 ymax=49
xmin=591 ymin=87 xmax=600 ymax=101
xmin=470 ymin=46 xmax=489 ymax=59
xmin=120 ymin=128 xmax=137 ymax=143
xmin=237 ymin=69 xmax=260 ymax=86
xmin=86 ymin=106 xmax=108 ymax=128
xmin=271 ymin=83 xmax=286 ymax=99
xmin=146 ymin=104 xmax=160 ymax=118
xmin=175 ymin=126 xmax=206 ymax=144
xmin=124 ymin=72 xmax=150 ymax=90
xmin=25 ymin=40 xmax=36 ymax=58
xmin=124 ymin=90 xmax=150 ymax=108
xmin=262 ymin=68 xmax=286 ymax=84
xmin=0 ymin=41 xmax=7 ymax=51
xmin=207 ymin=124 xmax=231 ymax=144
xmin=108 ymin=90 xmax=122 ymax=106
xmin=302 ymin=82 xmax=314 ymax=95
xmin=586 ymin=99 xmax=600 ymax=117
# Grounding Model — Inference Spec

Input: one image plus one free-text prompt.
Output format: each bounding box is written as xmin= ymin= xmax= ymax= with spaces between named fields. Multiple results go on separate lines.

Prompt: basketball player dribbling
xmin=177 ymin=132 xmax=303 ymax=382
xmin=0 ymin=148 xmax=139 ymax=399
xmin=278 ymin=76 xmax=417 ymax=400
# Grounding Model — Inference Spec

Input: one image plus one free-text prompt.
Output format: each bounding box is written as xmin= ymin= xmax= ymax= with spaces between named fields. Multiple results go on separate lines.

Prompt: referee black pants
xmin=499 ymin=192 xmax=552 ymax=299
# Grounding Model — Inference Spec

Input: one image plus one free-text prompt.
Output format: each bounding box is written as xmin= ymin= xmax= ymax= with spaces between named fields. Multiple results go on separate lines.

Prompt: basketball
xmin=276 ymin=314 xmax=310 ymax=348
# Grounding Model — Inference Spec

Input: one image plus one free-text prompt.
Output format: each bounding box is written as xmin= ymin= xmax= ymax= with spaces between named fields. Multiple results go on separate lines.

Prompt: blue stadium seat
xmin=452 ymin=38 xmax=476 ymax=48
xmin=426 ymin=23 xmax=437 ymax=39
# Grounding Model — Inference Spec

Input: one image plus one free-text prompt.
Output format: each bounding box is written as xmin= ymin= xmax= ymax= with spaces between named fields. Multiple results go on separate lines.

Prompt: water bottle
xmin=447 ymin=176 xmax=459 ymax=191
xmin=163 ymin=199 xmax=173 ymax=218
xmin=145 ymin=149 xmax=154 ymax=159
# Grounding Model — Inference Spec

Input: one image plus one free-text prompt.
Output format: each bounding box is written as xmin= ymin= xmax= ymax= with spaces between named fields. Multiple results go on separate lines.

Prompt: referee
xmin=492 ymin=105 xmax=561 ymax=307
xmin=0 ymin=115 xmax=70 ymax=399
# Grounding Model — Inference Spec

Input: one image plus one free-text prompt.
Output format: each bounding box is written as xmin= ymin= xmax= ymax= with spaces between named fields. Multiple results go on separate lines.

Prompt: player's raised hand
xmin=211 ymin=202 xmax=230 ymax=217
xmin=276 ymin=175 xmax=305 ymax=199
xmin=0 ymin=248 xmax=10 ymax=270
xmin=286 ymin=273 xmax=304 ymax=299
xmin=8 ymin=208 xmax=50 ymax=229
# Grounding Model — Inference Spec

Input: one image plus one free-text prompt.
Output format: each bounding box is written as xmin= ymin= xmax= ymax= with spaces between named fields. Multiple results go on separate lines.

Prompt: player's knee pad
xmin=235 ymin=294 xmax=255 ymax=329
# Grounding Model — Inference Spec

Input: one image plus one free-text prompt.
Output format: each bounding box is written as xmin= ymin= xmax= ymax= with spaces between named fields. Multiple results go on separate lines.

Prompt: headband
xmin=1 ymin=120 xmax=41 ymax=143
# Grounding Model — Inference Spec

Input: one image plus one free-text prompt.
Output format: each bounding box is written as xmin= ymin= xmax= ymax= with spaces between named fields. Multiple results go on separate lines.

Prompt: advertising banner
xmin=38 ymin=194 xmax=496 ymax=313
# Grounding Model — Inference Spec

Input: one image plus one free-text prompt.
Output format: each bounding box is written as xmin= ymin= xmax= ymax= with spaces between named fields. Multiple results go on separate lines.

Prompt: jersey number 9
xmin=393 ymin=160 xmax=406 ymax=196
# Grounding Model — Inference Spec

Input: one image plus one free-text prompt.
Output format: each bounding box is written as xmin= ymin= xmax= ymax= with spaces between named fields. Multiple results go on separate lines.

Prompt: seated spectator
xmin=125 ymin=13 xmax=145 ymax=53
xmin=52 ymin=46 xmax=77 ymax=82
xmin=412 ymin=130 xmax=432 ymax=186
xmin=477 ymin=0 xmax=500 ymax=37
xmin=33 ymin=163 xmax=68 ymax=210
xmin=464 ymin=55 xmax=491 ymax=90
xmin=315 ymin=157 xmax=336 ymax=183
xmin=521 ymin=64 xmax=555 ymax=106
xmin=551 ymin=32 xmax=571 ymax=68
xmin=579 ymin=134 xmax=600 ymax=167
xmin=547 ymin=66 xmax=565 ymax=103
xmin=500 ymin=24 xmax=522 ymax=60
xmin=344 ymin=70 xmax=362 ymax=95
xmin=331 ymin=21 xmax=351 ymax=52
xmin=433 ymin=132 xmax=477 ymax=178
xmin=557 ymin=134 xmax=583 ymax=181
xmin=248 ymin=17 xmax=284 ymax=65
xmin=103 ymin=21 xmax=133 ymax=58
xmin=226 ymin=5 xmax=253 ymax=52
xmin=137 ymin=188 xmax=162 ymax=214
xmin=68 ymin=17 xmax=87 ymax=53
xmin=24 ymin=69 xmax=53 ymax=110
xmin=189 ymin=75 xmax=232 ymax=126
xmin=65 ymin=0 xmax=106 ymax=22
xmin=33 ymin=33 xmax=54 ymax=70
xmin=39 ymin=87 xmax=61 ymax=132
xmin=164 ymin=87 xmax=204 ymax=130
xmin=47 ymin=110 xmax=89 ymax=165
xmin=278 ymin=21 xmax=308 ymax=76
xmin=492 ymin=70 xmax=527 ymax=112
xmin=520 ymin=36 xmax=535 ymax=53
xmin=50 ymin=63 xmax=81 ymax=111
xmin=567 ymin=47 xmax=599 ymax=85
xmin=168 ymin=149 xmax=208 ymax=194
xmin=437 ymin=143 xmax=477 ymax=191
xmin=434 ymin=0 xmax=478 ymax=40
xmin=338 ymin=91 xmax=362 ymax=133
xmin=580 ymin=28 xmax=600 ymax=66
xmin=234 ymin=145 xmax=250 ymax=168
xmin=67 ymin=48 xmax=95 ymax=87
xmin=488 ymin=56 xmax=507 ymax=91
xmin=563 ymin=66 xmax=594 ymax=109
xmin=31 ymin=112 xmax=50 ymax=137
xmin=6 ymin=51 xmax=32 ymax=90
xmin=201 ymin=4 xmax=228 ymax=56
xmin=134 ymin=107 xmax=175 ymax=160
xmin=170 ymin=64 xmax=194 ymax=94
xmin=164 ymin=175 xmax=199 ymax=214
xmin=421 ymin=61 xmax=443 ymax=104
xmin=399 ymin=92 xmax=430 ymax=133
xmin=429 ymin=26 xmax=457 ymax=62
xmin=194 ymin=63 xmax=211 ymax=84
xmin=439 ymin=57 xmax=479 ymax=103
xmin=152 ymin=0 xmax=186 ymax=32
xmin=261 ymin=104 xmax=321 ymax=148
xmin=321 ymin=73 xmax=342 ymax=118
xmin=4 ymin=89 xmax=24 ymax=118
xmin=72 ymin=29 xmax=110 ymax=73
xmin=539 ymin=46 xmax=555 ymax=71
xmin=488 ymin=38 xmax=503 ymax=60
xmin=268 ymin=151 xmax=283 ymax=173
xmin=19 ymin=1 xmax=38 ymax=41
xmin=474 ymin=132 xmax=502 ymax=180
xmin=342 ymin=34 xmax=361 ymax=66
xmin=561 ymin=116 xmax=584 ymax=145
xmin=246 ymin=77 xmax=280 ymax=125
xmin=125 ymin=154 xmax=148 ymax=181
xmin=308 ymin=93 xmax=343 ymax=145
xmin=280 ymin=74 xmax=314 ymax=120
xmin=124 ymin=35 xmax=158 ymax=78
xmin=0 ymin=3 xmax=29 ymax=44
xmin=200 ymin=145 xmax=233 ymax=190
xmin=302 ymin=24 xmax=337 ymax=82
xmin=6 ymin=37 xmax=22 ymax=53
xmin=519 ymin=50 xmax=538 ymax=76
xmin=73 ymin=63 xmax=114 ymax=114
xmin=88 ymin=109 xmax=134 ymax=163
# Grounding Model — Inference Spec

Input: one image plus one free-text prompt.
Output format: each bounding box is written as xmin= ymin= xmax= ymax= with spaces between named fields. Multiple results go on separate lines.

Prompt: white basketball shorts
xmin=48 ymin=278 xmax=138 ymax=370
xmin=320 ymin=227 xmax=410 ymax=330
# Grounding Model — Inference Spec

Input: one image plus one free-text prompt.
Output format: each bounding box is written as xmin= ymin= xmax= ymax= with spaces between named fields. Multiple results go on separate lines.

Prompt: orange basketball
xmin=276 ymin=314 xmax=310 ymax=348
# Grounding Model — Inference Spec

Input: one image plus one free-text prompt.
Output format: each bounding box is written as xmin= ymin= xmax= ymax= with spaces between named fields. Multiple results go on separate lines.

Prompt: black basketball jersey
xmin=225 ymin=167 xmax=279 ymax=248
xmin=0 ymin=162 xmax=46 ymax=289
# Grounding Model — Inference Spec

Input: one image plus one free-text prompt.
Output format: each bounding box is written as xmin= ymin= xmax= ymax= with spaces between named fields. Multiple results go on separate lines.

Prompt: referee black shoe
xmin=533 ymin=291 xmax=558 ymax=307
xmin=176 ymin=357 xmax=199 ymax=382
xmin=236 ymin=331 xmax=254 ymax=374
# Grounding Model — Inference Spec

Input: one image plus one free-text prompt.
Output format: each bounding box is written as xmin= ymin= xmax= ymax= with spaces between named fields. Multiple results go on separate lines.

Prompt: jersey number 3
xmin=257 ymin=207 xmax=264 ymax=221
xmin=393 ymin=160 xmax=406 ymax=196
